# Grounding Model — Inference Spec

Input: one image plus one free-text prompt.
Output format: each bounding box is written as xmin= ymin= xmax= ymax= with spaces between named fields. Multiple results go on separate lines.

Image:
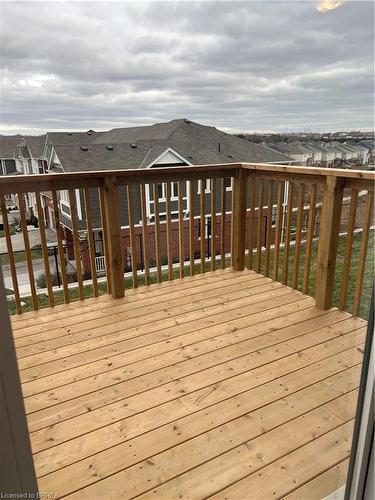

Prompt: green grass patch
xmin=262 ymin=230 xmax=374 ymax=320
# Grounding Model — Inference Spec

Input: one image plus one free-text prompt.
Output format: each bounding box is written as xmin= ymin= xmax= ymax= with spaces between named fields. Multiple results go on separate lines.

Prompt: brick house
xmin=41 ymin=119 xmax=293 ymax=275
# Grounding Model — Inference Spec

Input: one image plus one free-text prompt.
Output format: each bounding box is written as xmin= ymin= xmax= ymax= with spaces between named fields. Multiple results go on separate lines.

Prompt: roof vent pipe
xmin=218 ymin=142 xmax=221 ymax=153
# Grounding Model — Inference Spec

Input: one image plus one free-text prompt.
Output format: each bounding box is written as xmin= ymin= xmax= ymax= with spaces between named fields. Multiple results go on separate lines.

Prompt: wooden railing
xmin=0 ymin=163 xmax=373 ymax=318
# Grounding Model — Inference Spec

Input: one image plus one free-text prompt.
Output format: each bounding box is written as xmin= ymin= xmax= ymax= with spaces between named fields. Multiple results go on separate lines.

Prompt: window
xmin=38 ymin=159 xmax=47 ymax=174
xmin=171 ymin=182 xmax=178 ymax=198
xmin=158 ymin=183 xmax=165 ymax=201
xmin=224 ymin=177 xmax=233 ymax=191
xmin=156 ymin=182 xmax=179 ymax=201
xmin=198 ymin=179 xmax=211 ymax=194
xmin=60 ymin=190 xmax=71 ymax=216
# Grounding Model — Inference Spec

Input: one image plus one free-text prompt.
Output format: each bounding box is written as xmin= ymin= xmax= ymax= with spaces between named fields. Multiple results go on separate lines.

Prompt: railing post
xmin=102 ymin=176 xmax=124 ymax=298
xmin=315 ymin=175 xmax=344 ymax=309
xmin=232 ymin=167 xmax=248 ymax=271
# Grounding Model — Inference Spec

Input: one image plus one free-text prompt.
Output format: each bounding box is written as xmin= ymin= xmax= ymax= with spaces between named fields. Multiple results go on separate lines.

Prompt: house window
xmin=156 ymin=182 xmax=179 ymax=201
xmin=224 ymin=177 xmax=233 ymax=191
xmin=198 ymin=179 xmax=211 ymax=194
xmin=60 ymin=189 xmax=71 ymax=216
xmin=171 ymin=182 xmax=178 ymax=199
xmin=157 ymin=183 xmax=165 ymax=201
xmin=38 ymin=160 xmax=47 ymax=174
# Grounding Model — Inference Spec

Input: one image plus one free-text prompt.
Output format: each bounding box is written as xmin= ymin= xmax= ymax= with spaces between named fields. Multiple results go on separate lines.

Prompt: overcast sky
xmin=0 ymin=0 xmax=374 ymax=135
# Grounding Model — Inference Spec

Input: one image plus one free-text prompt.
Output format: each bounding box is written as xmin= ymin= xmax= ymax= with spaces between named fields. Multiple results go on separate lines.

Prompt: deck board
xmin=13 ymin=269 xmax=366 ymax=499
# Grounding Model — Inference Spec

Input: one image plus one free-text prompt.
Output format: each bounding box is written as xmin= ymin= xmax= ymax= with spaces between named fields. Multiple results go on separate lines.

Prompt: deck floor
xmin=12 ymin=268 xmax=367 ymax=499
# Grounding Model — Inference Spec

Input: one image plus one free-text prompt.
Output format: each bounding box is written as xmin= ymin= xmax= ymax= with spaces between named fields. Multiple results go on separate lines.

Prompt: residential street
xmin=0 ymin=228 xmax=58 ymax=295
xmin=1 ymin=255 xmax=60 ymax=295
xmin=0 ymin=227 xmax=56 ymax=253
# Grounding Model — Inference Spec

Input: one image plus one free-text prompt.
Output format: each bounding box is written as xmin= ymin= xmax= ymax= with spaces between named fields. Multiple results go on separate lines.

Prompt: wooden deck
xmin=12 ymin=268 xmax=367 ymax=499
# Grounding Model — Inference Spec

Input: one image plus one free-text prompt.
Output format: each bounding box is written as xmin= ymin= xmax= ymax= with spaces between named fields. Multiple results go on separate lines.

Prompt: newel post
xmin=315 ymin=175 xmax=344 ymax=309
xmin=102 ymin=176 xmax=124 ymax=298
xmin=232 ymin=167 xmax=248 ymax=271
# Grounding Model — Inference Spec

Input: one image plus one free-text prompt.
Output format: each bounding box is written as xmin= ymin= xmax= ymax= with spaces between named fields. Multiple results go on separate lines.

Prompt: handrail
xmin=1 ymin=162 xmax=374 ymax=317
xmin=0 ymin=162 xmax=373 ymax=189
xmin=241 ymin=162 xmax=375 ymax=180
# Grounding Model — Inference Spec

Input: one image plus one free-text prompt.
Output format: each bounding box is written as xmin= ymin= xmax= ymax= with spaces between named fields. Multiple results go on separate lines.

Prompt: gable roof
xmin=93 ymin=118 xmax=291 ymax=166
xmin=0 ymin=135 xmax=47 ymax=159
xmin=47 ymin=119 xmax=291 ymax=172
xmin=25 ymin=136 xmax=47 ymax=158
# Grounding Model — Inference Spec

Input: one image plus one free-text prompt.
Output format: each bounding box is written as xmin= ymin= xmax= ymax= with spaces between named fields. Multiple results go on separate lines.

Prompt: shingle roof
xmin=47 ymin=130 xmax=105 ymax=145
xmin=25 ymin=135 xmax=47 ymax=158
xmin=91 ymin=119 xmax=291 ymax=166
xmin=48 ymin=120 xmax=291 ymax=172
xmin=51 ymin=143 xmax=154 ymax=172
xmin=0 ymin=136 xmax=25 ymax=157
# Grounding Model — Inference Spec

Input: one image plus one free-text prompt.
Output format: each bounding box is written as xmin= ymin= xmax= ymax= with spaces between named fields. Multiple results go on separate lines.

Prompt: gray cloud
xmin=0 ymin=0 xmax=373 ymax=134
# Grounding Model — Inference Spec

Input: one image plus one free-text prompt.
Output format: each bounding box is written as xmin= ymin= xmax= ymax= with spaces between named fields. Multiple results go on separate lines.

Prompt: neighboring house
xmin=0 ymin=135 xmax=47 ymax=217
xmin=42 ymin=119 xmax=292 ymax=274
xmin=347 ymin=142 xmax=370 ymax=164
xmin=300 ymin=143 xmax=324 ymax=165
xmin=359 ymin=140 xmax=374 ymax=163
xmin=317 ymin=143 xmax=343 ymax=166
xmin=326 ymin=142 xmax=360 ymax=162
xmin=268 ymin=143 xmax=313 ymax=165
xmin=0 ymin=135 xmax=27 ymax=175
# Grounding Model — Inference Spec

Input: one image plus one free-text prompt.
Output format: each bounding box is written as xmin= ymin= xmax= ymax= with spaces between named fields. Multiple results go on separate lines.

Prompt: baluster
xmin=98 ymin=187 xmax=112 ymax=294
xmin=220 ymin=178 xmax=226 ymax=269
xmin=232 ymin=168 xmax=248 ymax=271
xmin=265 ymin=180 xmax=273 ymax=277
xmin=140 ymin=184 xmax=150 ymax=285
xmin=0 ymin=196 xmax=22 ymax=313
xmin=256 ymin=179 xmax=264 ymax=273
xmin=35 ymin=191 xmax=54 ymax=307
xmin=189 ymin=180 xmax=195 ymax=276
xmin=247 ymin=176 xmax=256 ymax=271
xmin=127 ymin=184 xmax=138 ymax=289
xmin=83 ymin=188 xmax=98 ymax=297
xmin=293 ymin=183 xmax=305 ymax=289
xmin=273 ymin=181 xmax=284 ymax=281
xmin=200 ymin=179 xmax=206 ymax=273
xmin=153 ymin=183 xmax=162 ymax=283
xmin=52 ymin=190 xmax=69 ymax=303
xmin=302 ymin=183 xmax=317 ymax=295
xmin=18 ymin=193 xmax=38 ymax=310
xmin=210 ymin=178 xmax=217 ymax=272
xmin=283 ymin=182 xmax=294 ymax=285
xmin=68 ymin=189 xmax=84 ymax=300
xmin=178 ymin=180 xmax=184 ymax=279
xmin=165 ymin=182 xmax=173 ymax=281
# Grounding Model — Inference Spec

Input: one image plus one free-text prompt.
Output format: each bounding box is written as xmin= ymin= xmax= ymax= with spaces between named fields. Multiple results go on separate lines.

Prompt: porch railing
xmin=0 ymin=163 xmax=373 ymax=318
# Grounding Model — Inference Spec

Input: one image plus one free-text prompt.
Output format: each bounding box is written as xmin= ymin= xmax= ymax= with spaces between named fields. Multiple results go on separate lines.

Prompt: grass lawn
xmin=263 ymin=230 xmax=374 ymax=320
xmin=6 ymin=230 xmax=374 ymax=320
